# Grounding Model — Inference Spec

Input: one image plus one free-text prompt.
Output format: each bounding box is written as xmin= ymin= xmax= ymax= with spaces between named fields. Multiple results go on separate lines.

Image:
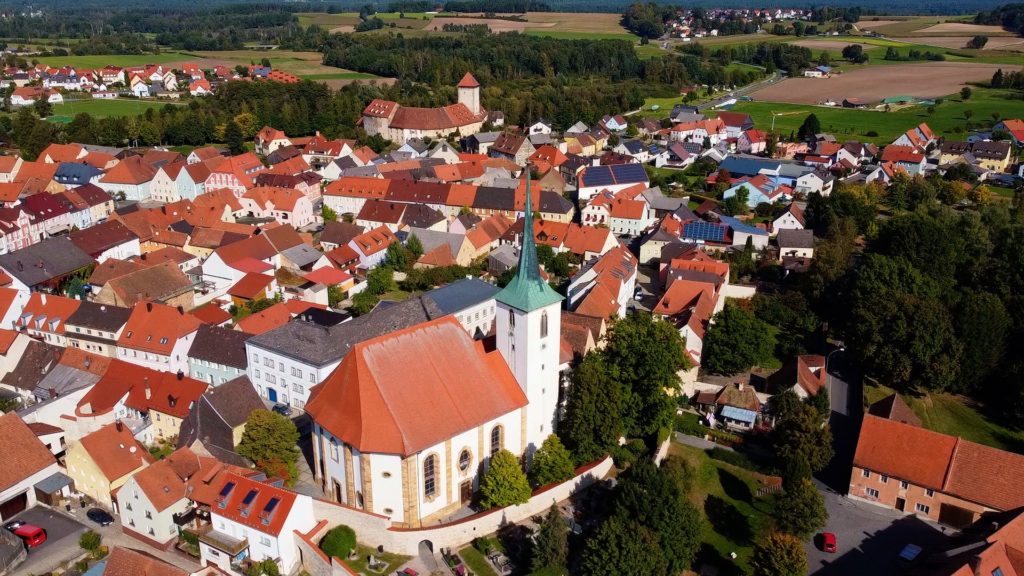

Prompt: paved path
xmin=673 ymin=431 xmax=734 ymax=451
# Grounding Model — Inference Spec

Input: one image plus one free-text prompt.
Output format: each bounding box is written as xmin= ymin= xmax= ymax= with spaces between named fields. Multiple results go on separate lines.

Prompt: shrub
xmin=319 ymin=525 xmax=357 ymax=560
xmin=674 ymin=412 xmax=709 ymax=437
xmin=79 ymin=530 xmax=101 ymax=552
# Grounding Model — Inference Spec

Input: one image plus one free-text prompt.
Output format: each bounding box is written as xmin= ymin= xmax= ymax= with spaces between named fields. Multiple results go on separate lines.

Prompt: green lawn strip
xmin=670 ymin=442 xmax=775 ymax=575
xmin=524 ymin=30 xmax=638 ymax=41
xmin=343 ymin=544 xmax=410 ymax=574
xmin=300 ymin=72 xmax=380 ymax=80
xmin=907 ymin=393 xmax=1024 ymax=453
xmin=635 ymin=43 xmax=669 ymax=59
xmin=459 ymin=546 xmax=500 ymax=576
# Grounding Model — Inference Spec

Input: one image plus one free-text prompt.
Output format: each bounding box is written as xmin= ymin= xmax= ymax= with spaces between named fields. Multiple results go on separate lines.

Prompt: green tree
xmin=319 ymin=525 xmax=356 ymax=559
xmin=406 ymin=233 xmax=424 ymax=258
xmin=321 ymin=205 xmax=338 ymax=222
xmin=960 ymin=86 xmax=972 ymax=101
xmin=751 ymin=532 xmax=808 ymax=576
xmin=479 ymin=449 xmax=531 ymax=509
xmin=702 ymin=302 xmax=777 ymax=375
xmin=807 ymin=387 xmax=830 ymax=418
xmin=581 ymin=516 xmax=667 ymax=576
xmin=351 ymin=291 xmax=378 ymax=316
xmin=614 ymin=460 xmax=702 ymax=574
xmin=529 ymin=434 xmax=575 ymax=488
xmin=602 ymin=313 xmax=688 ymax=437
xmin=770 ymin=389 xmax=802 ymax=421
xmin=967 ymin=35 xmax=988 ymax=49
xmin=559 ymin=353 xmax=623 ymax=465
xmin=32 ymin=96 xmax=52 ymax=118
xmin=384 ymin=242 xmax=410 ymax=271
xmin=366 ymin=266 xmax=396 ymax=295
xmin=224 ymin=119 xmax=245 ymax=154
xmin=774 ymin=479 xmax=827 ymax=538
xmin=79 ymin=530 xmax=101 ymax=553
xmin=773 ymin=403 xmax=833 ymax=474
xmin=531 ymin=505 xmax=568 ymax=573
xmin=245 ymin=559 xmax=280 ymax=576
xmin=991 ymin=68 xmax=1004 ymax=88
xmin=796 ymin=113 xmax=821 ymax=141
xmin=237 ymin=409 xmax=301 ymax=486
xmin=957 ymin=292 xmax=1009 ymax=392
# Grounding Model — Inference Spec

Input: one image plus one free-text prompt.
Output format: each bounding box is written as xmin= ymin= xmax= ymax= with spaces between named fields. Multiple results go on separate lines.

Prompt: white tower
xmin=495 ymin=176 xmax=562 ymax=458
xmin=456 ymin=72 xmax=481 ymax=116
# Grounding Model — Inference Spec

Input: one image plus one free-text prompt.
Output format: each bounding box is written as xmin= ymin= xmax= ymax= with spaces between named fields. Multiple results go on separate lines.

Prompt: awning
xmin=720 ymin=405 xmax=757 ymax=424
xmin=34 ymin=471 xmax=73 ymax=495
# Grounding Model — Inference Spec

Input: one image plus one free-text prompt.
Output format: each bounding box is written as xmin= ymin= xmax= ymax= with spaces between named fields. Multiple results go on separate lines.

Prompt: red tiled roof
xmin=211 ymin=472 xmax=300 ymax=536
xmin=0 ymin=412 xmax=56 ymax=492
xmin=100 ymin=155 xmax=157 ymax=185
xmin=228 ymin=273 xmax=274 ymax=300
xmin=118 ymin=302 xmax=201 ymax=355
xmin=0 ymin=329 xmax=18 ymax=354
xmin=17 ymin=293 xmax=82 ymax=335
xmin=350 ymin=225 xmax=397 ymax=257
xmin=306 ymin=317 xmax=528 ymax=457
xmin=78 ymin=422 xmax=153 ymax=482
xmin=303 ymin=267 xmax=351 ymax=286
xmin=191 ymin=304 xmax=233 ymax=326
xmin=235 ymin=302 xmax=291 ymax=335
xmin=881 ymin=145 xmax=924 ymax=164
xmin=457 ymin=72 xmax=480 ymax=88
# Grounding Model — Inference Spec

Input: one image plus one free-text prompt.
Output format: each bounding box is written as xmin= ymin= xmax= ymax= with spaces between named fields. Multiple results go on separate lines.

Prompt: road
xmin=817 ymin=347 xmax=862 ymax=494
xmin=696 ymin=71 xmax=783 ymax=111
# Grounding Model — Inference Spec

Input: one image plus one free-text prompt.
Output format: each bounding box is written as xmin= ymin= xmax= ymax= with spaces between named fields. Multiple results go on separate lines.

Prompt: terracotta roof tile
xmin=0 ymin=413 xmax=56 ymax=491
xmin=78 ymin=422 xmax=153 ymax=482
xmin=118 ymin=301 xmax=201 ymax=355
xmin=235 ymin=302 xmax=292 ymax=335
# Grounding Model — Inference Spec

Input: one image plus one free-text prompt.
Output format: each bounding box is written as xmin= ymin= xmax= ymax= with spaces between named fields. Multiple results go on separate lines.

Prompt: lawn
xmin=48 ymin=98 xmax=183 ymax=119
xmin=185 ymin=50 xmax=381 ymax=81
xmin=34 ymin=52 xmax=194 ymax=68
xmin=863 ymin=383 xmax=1024 ymax=454
xmin=459 ymin=546 xmax=500 ymax=576
xmin=524 ymin=29 xmax=638 ymax=41
xmin=300 ymin=72 xmax=380 ymax=80
xmin=669 ymin=442 xmax=775 ymax=576
xmin=343 ymin=544 xmax=410 ymax=574
xmin=635 ymin=42 xmax=669 ymax=59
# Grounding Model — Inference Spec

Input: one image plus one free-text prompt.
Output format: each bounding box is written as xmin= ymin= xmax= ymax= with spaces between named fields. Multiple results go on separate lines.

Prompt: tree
xmin=615 ymin=460 xmax=703 ymax=574
xmin=32 ymin=96 xmax=52 ymax=118
xmin=770 ymin=389 xmax=802 ymax=421
xmin=773 ymin=403 xmax=833 ymax=473
xmin=774 ymin=479 xmax=827 ymax=538
xmin=479 ymin=449 xmax=531 ymax=509
xmin=992 ymin=68 xmax=1004 ymax=88
xmin=245 ymin=560 xmax=280 ymax=576
xmin=702 ymin=302 xmax=777 ymax=375
xmin=319 ymin=525 xmax=356 ymax=559
xmin=559 ymin=353 xmax=623 ymax=465
xmin=602 ymin=313 xmax=688 ymax=438
xmin=807 ymin=387 xmax=830 ymax=418
xmin=366 ymin=266 xmax=396 ymax=295
xmin=321 ymin=205 xmax=338 ymax=222
xmin=383 ymin=242 xmax=410 ymax=271
xmin=957 ymin=292 xmax=1009 ymax=392
xmin=224 ymin=119 xmax=245 ymax=154
xmin=531 ymin=505 xmax=568 ymax=573
xmin=79 ymin=530 xmax=102 ymax=553
xmin=529 ymin=434 xmax=575 ymax=488
xmin=237 ymin=409 xmax=301 ymax=486
xmin=751 ymin=532 xmax=808 ymax=576
xmin=796 ymin=113 xmax=821 ymax=141
xmin=581 ymin=516 xmax=667 ymax=576
xmin=351 ymin=291 xmax=378 ymax=316
xmin=406 ymin=233 xmax=424 ymax=258
xmin=840 ymin=44 xmax=863 ymax=62
xmin=967 ymin=35 xmax=988 ymax=49
xmin=960 ymin=86 xmax=972 ymax=101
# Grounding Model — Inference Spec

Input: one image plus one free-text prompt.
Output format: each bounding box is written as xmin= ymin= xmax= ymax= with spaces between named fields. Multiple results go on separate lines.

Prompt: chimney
xmin=115 ymin=420 xmax=123 ymax=432
xmin=176 ymin=370 xmax=184 ymax=380
xmin=737 ymin=382 xmax=745 ymax=391
xmin=167 ymin=394 xmax=177 ymax=408
xmin=146 ymin=302 xmax=153 ymax=312
xmin=177 ymin=305 xmax=184 ymax=315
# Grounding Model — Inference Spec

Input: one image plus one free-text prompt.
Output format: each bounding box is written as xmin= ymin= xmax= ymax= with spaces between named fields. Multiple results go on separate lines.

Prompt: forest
xmin=975 ymin=4 xmax=1024 ymax=36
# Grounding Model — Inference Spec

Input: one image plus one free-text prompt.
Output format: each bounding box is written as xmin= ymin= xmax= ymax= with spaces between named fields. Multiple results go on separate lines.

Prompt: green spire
xmin=495 ymin=175 xmax=563 ymax=312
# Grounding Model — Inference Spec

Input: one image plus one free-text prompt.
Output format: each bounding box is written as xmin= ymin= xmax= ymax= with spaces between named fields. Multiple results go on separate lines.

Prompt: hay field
xmin=895 ymin=36 xmax=1024 ymax=51
xmin=749 ymin=61 xmax=1006 ymax=105
xmin=916 ymin=22 xmax=1015 ymax=35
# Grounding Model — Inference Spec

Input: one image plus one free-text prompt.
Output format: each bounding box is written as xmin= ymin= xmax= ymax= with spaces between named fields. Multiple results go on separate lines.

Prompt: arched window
xmin=423 ymin=455 xmax=437 ymax=499
xmin=459 ymin=449 xmax=472 ymax=472
xmin=490 ymin=426 xmax=503 ymax=456
xmin=540 ymin=311 xmax=548 ymax=339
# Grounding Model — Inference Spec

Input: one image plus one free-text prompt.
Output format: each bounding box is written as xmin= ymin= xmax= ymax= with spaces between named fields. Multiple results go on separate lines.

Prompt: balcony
xmin=197 ymin=525 xmax=249 ymax=557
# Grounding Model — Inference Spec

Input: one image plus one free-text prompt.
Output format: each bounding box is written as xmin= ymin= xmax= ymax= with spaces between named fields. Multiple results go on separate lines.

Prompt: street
xmin=817 ymin=348 xmax=861 ymax=494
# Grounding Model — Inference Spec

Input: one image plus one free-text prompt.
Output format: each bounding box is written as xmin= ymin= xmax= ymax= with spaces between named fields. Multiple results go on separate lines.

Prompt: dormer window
xmin=159 ymin=337 xmax=168 ymax=345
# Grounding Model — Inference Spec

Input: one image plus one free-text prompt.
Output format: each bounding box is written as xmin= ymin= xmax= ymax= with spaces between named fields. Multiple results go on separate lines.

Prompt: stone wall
xmin=305 ymin=456 xmax=614 ymax=560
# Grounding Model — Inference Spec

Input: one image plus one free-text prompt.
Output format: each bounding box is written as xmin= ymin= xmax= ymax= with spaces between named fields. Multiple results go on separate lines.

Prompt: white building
xmin=0 ymin=412 xmax=61 ymax=520
xmin=199 ymin=473 xmax=316 ymax=575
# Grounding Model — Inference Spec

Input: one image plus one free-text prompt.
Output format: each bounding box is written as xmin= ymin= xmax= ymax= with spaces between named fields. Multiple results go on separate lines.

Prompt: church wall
xmin=368 ymin=453 xmax=403 ymax=522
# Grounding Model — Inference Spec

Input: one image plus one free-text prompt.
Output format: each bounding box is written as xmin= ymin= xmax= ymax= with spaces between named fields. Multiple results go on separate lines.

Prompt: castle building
xmin=305 ymin=178 xmax=562 ymax=527
xmin=361 ymin=73 xmax=488 ymax=145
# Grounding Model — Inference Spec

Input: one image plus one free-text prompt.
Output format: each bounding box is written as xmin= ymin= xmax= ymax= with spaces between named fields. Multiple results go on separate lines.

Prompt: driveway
xmin=817 ymin=348 xmax=862 ymax=493
xmin=808 ymin=484 xmax=947 ymax=576
xmin=6 ymin=506 xmax=88 ymax=575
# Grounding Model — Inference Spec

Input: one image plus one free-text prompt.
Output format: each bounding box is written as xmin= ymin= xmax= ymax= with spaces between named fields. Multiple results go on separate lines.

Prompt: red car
xmin=8 ymin=523 xmax=46 ymax=548
xmin=822 ymin=532 xmax=837 ymax=553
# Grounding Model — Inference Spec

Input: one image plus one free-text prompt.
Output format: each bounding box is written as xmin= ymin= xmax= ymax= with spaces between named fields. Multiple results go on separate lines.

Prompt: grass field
xmin=670 ymin=443 xmax=775 ymax=575
xmin=34 ymin=52 xmax=195 ymax=68
xmin=458 ymin=547 xmax=499 ymax=576
xmin=184 ymin=50 xmax=382 ymax=82
xmin=48 ymin=98 xmax=183 ymax=119
xmin=525 ymin=29 xmax=637 ymax=40
xmin=725 ymin=87 xmax=1024 ymax=144
xmin=863 ymin=383 xmax=1024 ymax=454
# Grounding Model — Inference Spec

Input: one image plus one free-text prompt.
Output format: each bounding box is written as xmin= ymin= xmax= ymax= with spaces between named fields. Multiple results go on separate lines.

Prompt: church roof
xmin=457 ymin=72 xmax=480 ymax=88
xmin=495 ymin=177 xmax=563 ymax=312
xmin=305 ymin=316 xmax=527 ymax=456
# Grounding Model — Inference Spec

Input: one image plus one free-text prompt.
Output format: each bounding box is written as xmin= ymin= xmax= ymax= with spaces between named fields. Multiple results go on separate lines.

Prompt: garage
xmin=0 ymin=492 xmax=27 ymax=520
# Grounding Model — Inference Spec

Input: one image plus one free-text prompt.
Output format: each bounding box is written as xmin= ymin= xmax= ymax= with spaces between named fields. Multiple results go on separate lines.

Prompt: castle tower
xmin=494 ymin=175 xmax=562 ymax=457
xmin=457 ymin=72 xmax=481 ymax=116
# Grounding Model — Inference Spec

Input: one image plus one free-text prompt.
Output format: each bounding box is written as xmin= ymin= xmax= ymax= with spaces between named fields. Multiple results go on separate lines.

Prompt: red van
xmin=11 ymin=524 xmax=46 ymax=548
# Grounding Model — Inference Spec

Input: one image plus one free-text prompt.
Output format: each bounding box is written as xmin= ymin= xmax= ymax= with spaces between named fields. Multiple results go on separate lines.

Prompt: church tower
xmin=456 ymin=72 xmax=481 ymax=116
xmin=495 ymin=176 xmax=562 ymax=457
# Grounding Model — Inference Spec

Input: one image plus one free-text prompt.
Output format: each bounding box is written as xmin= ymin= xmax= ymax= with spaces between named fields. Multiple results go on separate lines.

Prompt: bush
xmin=79 ymin=530 xmax=101 ymax=552
xmin=674 ymin=412 xmax=709 ymax=437
xmin=319 ymin=525 xmax=357 ymax=559
xmin=611 ymin=438 xmax=648 ymax=468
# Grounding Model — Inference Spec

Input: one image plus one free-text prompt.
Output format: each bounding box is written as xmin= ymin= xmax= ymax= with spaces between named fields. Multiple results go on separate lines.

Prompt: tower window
xmin=490 ymin=426 xmax=503 ymax=456
xmin=540 ymin=311 xmax=548 ymax=339
xmin=423 ymin=454 xmax=437 ymax=499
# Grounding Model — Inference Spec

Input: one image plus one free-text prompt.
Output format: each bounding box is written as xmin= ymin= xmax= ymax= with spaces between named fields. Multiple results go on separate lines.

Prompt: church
xmin=360 ymin=73 xmax=488 ymax=145
xmin=306 ymin=181 xmax=563 ymax=527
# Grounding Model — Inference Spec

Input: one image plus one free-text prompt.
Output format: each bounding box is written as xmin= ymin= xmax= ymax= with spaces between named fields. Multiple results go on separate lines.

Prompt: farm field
xmin=182 ymin=50 xmax=383 ymax=82
xmin=48 ymin=97 xmax=183 ymax=119
xmin=34 ymin=52 xmax=195 ymax=68
xmin=726 ymin=88 xmax=1024 ymax=144
xmin=748 ymin=61 xmax=1005 ymax=105
xmin=853 ymin=16 xmax=970 ymax=36
xmin=914 ymin=22 xmax=1015 ymax=36
xmin=893 ymin=35 xmax=1024 ymax=51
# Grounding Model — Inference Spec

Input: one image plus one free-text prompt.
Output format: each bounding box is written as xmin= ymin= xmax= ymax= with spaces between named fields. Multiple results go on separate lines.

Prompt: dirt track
xmin=749 ymin=62 xmax=1006 ymax=105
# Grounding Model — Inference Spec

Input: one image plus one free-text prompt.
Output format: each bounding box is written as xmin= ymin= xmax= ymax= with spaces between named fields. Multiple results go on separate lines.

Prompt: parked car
xmin=272 ymin=403 xmax=293 ymax=417
xmin=6 ymin=523 xmax=46 ymax=548
xmin=87 ymin=508 xmax=114 ymax=526
xmin=821 ymin=532 xmax=837 ymax=553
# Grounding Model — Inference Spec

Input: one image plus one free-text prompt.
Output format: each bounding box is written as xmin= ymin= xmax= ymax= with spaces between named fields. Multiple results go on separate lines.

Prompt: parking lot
xmin=807 ymin=485 xmax=948 ymax=576
xmin=5 ymin=506 xmax=89 ymax=574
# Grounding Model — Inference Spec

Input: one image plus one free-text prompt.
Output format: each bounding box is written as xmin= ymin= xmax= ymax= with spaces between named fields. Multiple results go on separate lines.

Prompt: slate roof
xmin=0 ymin=237 xmax=93 ymax=287
xmin=422 ymin=278 xmax=499 ymax=316
xmin=65 ymin=301 xmax=132 ymax=333
xmin=777 ymin=228 xmax=814 ymax=249
xmin=1 ymin=340 xmax=62 ymax=392
xmin=187 ymin=325 xmax=250 ymax=369
xmin=319 ymin=221 xmax=365 ymax=247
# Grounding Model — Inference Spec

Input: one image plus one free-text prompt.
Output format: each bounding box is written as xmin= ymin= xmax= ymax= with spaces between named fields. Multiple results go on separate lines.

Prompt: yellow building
xmin=66 ymin=422 xmax=153 ymax=510
xmin=939 ymin=140 xmax=1013 ymax=173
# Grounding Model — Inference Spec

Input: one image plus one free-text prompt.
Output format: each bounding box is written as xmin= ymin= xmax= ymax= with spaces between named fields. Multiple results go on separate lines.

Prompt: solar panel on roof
xmin=683 ymin=220 xmax=726 ymax=242
xmin=582 ymin=167 xmax=614 ymax=187
xmin=219 ymin=482 xmax=235 ymax=498
xmin=242 ymin=489 xmax=259 ymax=506
xmin=263 ymin=497 xmax=280 ymax=514
xmin=611 ymin=163 xmax=648 ymax=183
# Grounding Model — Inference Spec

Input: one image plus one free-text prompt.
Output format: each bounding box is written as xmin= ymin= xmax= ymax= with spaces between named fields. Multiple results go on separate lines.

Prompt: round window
xmin=459 ymin=449 xmax=472 ymax=472
xmin=382 ymin=472 xmax=392 ymax=478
